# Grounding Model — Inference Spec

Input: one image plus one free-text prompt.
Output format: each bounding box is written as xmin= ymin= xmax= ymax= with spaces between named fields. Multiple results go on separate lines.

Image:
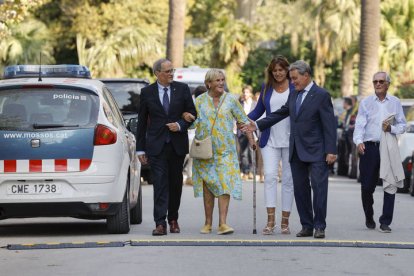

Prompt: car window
xmin=403 ymin=105 xmax=411 ymax=116
xmin=0 ymin=88 xmax=98 ymax=130
xmin=103 ymin=82 xmax=145 ymax=113
xmin=406 ymin=123 xmax=414 ymax=133
xmin=405 ymin=106 xmax=414 ymax=122
xmin=103 ymin=88 xmax=124 ymax=128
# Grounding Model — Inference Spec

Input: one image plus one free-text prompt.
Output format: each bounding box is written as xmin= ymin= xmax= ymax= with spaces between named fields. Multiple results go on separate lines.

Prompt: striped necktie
xmin=162 ymin=87 xmax=169 ymax=114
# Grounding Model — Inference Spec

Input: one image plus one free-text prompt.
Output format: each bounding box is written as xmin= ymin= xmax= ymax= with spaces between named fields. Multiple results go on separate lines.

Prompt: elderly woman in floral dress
xmin=183 ymin=69 xmax=255 ymax=235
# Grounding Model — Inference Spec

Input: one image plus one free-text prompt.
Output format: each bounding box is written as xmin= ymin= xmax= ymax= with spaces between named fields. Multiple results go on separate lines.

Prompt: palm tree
xmin=358 ymin=0 xmax=380 ymax=97
xmin=166 ymin=0 xmax=186 ymax=67
xmin=255 ymin=0 xmax=309 ymax=57
xmin=77 ymin=27 xmax=164 ymax=78
xmin=0 ymin=18 xmax=54 ymax=67
xmin=325 ymin=0 xmax=360 ymax=97
xmin=208 ymin=14 xmax=264 ymax=91
xmin=380 ymin=0 xmax=414 ymax=87
xmin=302 ymin=0 xmax=360 ymax=91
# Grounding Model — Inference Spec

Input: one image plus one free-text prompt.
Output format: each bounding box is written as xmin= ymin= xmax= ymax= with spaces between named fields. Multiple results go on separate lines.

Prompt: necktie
xmin=295 ymin=90 xmax=304 ymax=115
xmin=162 ymin=87 xmax=169 ymax=114
xmin=162 ymin=87 xmax=170 ymax=143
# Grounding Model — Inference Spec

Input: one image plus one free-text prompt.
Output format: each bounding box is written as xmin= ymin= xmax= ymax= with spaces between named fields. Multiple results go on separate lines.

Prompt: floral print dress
xmin=192 ymin=92 xmax=250 ymax=200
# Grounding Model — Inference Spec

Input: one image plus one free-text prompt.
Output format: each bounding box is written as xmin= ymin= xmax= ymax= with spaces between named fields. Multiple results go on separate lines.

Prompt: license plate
xmin=7 ymin=183 xmax=62 ymax=195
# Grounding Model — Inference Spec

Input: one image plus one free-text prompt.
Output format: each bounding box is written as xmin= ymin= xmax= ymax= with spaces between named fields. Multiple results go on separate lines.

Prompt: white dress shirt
xmin=353 ymin=94 xmax=406 ymax=145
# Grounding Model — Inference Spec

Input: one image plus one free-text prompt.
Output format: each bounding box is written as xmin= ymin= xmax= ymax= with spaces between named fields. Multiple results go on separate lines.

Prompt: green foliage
xmin=183 ymin=42 xmax=212 ymax=68
xmin=322 ymin=60 xmax=343 ymax=98
xmin=34 ymin=0 xmax=168 ymax=77
xmin=380 ymin=0 xmax=414 ymax=88
xmin=0 ymin=18 xmax=55 ymax=67
xmin=0 ymin=0 xmax=47 ymax=39
xmin=241 ymin=36 xmax=314 ymax=92
xmin=207 ymin=16 xmax=265 ymax=92
xmin=4 ymin=0 xmax=414 ymax=96
xmin=395 ymin=83 xmax=414 ymax=99
xmin=188 ymin=0 xmax=236 ymax=37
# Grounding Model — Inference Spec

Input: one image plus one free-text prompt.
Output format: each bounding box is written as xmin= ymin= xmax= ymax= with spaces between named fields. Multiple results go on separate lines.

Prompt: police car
xmin=0 ymin=65 xmax=142 ymax=234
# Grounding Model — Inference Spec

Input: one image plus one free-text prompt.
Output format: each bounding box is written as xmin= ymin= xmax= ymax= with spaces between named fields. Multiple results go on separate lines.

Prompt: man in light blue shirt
xmin=353 ymin=71 xmax=406 ymax=233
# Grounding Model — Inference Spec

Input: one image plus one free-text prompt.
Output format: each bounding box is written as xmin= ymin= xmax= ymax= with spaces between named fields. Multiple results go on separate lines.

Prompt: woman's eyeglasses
xmin=372 ymin=80 xmax=386 ymax=85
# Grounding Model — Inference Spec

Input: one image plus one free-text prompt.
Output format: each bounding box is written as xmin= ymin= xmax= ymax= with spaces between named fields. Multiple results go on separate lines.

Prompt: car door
xmin=102 ymin=89 xmax=139 ymax=203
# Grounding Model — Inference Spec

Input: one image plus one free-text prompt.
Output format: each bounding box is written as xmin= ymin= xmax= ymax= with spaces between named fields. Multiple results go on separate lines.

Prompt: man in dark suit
xmin=242 ymin=60 xmax=337 ymax=238
xmin=137 ymin=58 xmax=196 ymax=236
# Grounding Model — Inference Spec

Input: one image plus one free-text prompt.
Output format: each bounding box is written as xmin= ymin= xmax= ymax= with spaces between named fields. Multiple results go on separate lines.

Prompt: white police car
xmin=0 ymin=65 xmax=141 ymax=234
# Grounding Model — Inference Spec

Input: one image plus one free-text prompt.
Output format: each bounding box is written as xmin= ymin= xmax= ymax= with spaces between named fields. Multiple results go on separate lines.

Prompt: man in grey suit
xmin=242 ymin=60 xmax=337 ymax=238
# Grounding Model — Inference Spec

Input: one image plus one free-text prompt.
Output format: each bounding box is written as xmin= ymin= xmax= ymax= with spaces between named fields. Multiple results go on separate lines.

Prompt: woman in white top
xmin=248 ymin=56 xmax=294 ymax=235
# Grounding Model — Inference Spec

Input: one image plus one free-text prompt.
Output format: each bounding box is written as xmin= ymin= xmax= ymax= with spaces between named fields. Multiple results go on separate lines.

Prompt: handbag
xmin=189 ymin=135 xmax=213 ymax=159
xmin=190 ymin=94 xmax=227 ymax=159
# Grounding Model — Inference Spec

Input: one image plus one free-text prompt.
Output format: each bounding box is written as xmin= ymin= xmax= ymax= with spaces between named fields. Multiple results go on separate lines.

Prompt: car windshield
xmin=0 ymin=88 xmax=99 ymax=131
xmin=103 ymin=82 xmax=146 ymax=113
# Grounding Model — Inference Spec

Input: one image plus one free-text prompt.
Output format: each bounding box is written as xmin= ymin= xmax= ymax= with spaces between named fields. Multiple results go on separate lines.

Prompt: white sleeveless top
xmin=267 ymin=88 xmax=290 ymax=148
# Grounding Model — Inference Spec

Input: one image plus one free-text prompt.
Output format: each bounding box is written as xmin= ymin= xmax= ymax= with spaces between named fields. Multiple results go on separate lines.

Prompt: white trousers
xmin=261 ymin=146 xmax=294 ymax=211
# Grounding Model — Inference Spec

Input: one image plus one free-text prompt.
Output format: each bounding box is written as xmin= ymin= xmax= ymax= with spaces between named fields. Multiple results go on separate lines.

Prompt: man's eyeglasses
xmin=159 ymin=68 xmax=176 ymax=74
xmin=373 ymin=80 xmax=386 ymax=85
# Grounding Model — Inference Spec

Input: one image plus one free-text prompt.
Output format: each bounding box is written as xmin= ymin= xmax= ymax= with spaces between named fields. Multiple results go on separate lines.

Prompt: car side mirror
xmin=127 ymin=117 xmax=138 ymax=135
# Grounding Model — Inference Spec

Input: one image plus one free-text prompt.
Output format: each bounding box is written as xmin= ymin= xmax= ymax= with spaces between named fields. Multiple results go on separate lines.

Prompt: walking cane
xmin=252 ymin=147 xmax=257 ymax=234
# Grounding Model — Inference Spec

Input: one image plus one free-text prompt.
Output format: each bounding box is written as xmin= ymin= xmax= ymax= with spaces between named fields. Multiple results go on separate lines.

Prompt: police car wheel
xmin=130 ymin=184 xmax=142 ymax=224
xmin=107 ymin=186 xmax=131 ymax=234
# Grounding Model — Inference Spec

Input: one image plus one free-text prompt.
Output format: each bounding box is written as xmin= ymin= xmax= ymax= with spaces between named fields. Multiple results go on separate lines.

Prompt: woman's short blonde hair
xmin=204 ymin=69 xmax=225 ymax=89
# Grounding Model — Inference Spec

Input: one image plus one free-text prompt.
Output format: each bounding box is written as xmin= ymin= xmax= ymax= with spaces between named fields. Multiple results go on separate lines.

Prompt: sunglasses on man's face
xmin=159 ymin=68 xmax=176 ymax=74
xmin=373 ymin=80 xmax=386 ymax=85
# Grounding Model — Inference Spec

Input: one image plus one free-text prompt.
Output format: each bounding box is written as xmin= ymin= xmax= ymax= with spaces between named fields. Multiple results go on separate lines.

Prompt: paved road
xmin=1 ymin=175 xmax=413 ymax=275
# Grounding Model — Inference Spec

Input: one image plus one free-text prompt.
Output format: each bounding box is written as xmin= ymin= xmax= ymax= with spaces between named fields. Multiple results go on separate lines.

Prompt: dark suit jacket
xmin=136 ymin=81 xmax=196 ymax=156
xmin=257 ymin=83 xmax=337 ymax=162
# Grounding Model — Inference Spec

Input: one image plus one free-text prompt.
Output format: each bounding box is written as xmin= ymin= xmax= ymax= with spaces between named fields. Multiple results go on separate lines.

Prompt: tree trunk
xmin=314 ymin=18 xmax=326 ymax=86
xmin=236 ymin=0 xmax=258 ymax=24
xmin=166 ymin=0 xmax=186 ymax=68
xmin=341 ymin=51 xmax=354 ymax=97
xmin=358 ymin=0 xmax=380 ymax=98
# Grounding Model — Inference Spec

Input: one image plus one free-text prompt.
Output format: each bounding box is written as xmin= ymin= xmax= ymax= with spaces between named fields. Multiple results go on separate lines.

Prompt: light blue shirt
xmin=298 ymin=81 xmax=314 ymax=104
xmin=157 ymin=82 xmax=171 ymax=104
xmin=353 ymin=94 xmax=406 ymax=145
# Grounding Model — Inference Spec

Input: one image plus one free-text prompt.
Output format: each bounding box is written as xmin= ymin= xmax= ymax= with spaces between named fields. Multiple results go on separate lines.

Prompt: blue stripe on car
xmin=0 ymin=128 xmax=94 ymax=160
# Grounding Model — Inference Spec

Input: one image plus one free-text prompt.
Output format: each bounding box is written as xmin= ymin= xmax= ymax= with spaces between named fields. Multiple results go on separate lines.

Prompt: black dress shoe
xmin=314 ymin=228 xmax=325 ymax=239
xmin=379 ymin=224 xmax=391 ymax=233
xmin=169 ymin=220 xmax=180 ymax=233
xmin=365 ymin=218 xmax=376 ymax=229
xmin=296 ymin=228 xmax=313 ymax=237
xmin=152 ymin=224 xmax=167 ymax=236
